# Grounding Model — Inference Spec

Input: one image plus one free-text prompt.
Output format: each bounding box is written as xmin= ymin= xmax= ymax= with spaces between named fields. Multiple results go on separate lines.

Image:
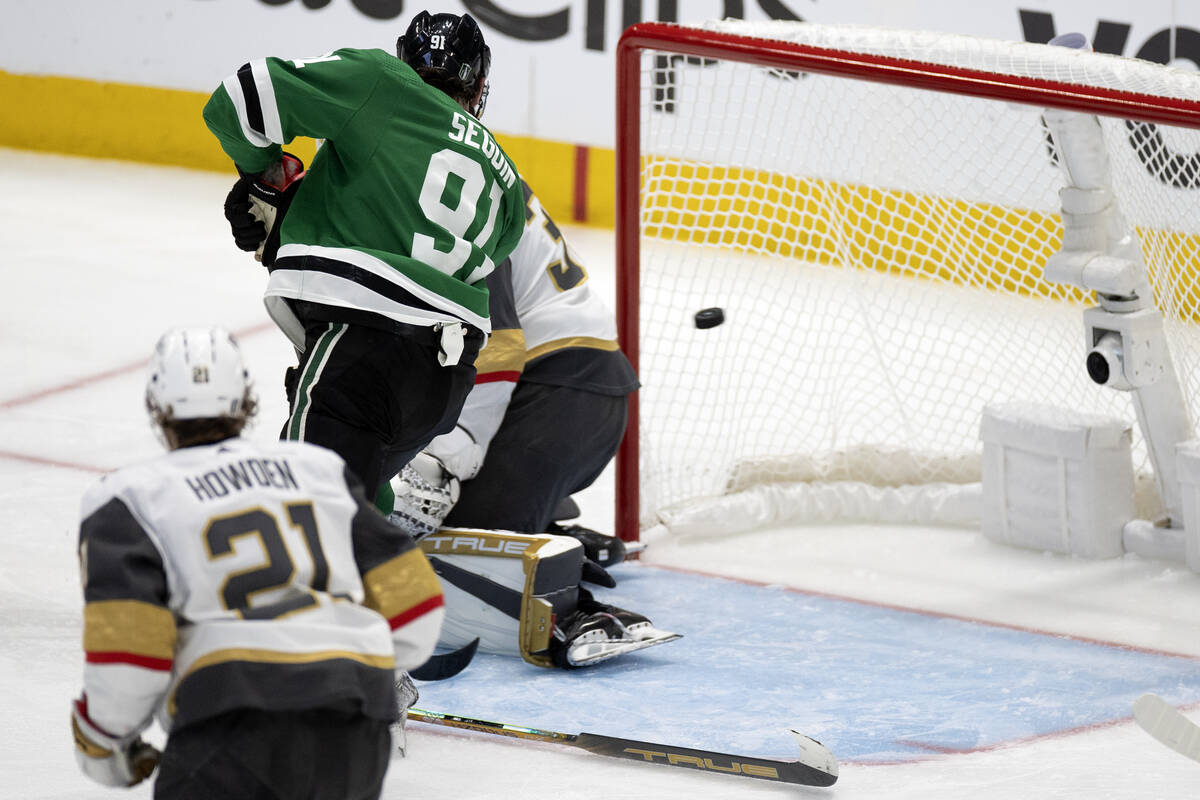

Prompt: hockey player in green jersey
xmin=202 ymin=11 xmax=525 ymax=506
xmin=386 ymin=182 xmax=682 ymax=670
xmin=391 ymin=180 xmax=637 ymax=567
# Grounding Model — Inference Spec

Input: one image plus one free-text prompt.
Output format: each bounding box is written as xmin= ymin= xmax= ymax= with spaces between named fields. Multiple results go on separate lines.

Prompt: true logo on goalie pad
xmin=421 ymin=529 xmax=583 ymax=668
xmin=421 ymin=532 xmax=533 ymax=558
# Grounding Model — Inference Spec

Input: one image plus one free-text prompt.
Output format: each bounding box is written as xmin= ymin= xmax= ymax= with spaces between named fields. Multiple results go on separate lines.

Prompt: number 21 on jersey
xmin=203 ymin=502 xmax=342 ymax=620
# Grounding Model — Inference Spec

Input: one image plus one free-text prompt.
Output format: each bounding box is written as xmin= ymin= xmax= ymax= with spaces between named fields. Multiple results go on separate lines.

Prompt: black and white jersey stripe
xmin=270 ymin=244 xmax=492 ymax=332
xmin=222 ymin=59 xmax=284 ymax=148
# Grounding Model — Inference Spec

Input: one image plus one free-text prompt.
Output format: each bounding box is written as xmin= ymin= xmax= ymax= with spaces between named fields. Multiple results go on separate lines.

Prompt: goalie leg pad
xmin=421 ymin=531 xmax=680 ymax=669
xmin=420 ymin=529 xmax=584 ymax=668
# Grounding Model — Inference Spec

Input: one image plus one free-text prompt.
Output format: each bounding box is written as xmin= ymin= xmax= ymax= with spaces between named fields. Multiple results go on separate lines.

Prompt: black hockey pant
xmin=443 ymin=382 xmax=629 ymax=533
xmin=283 ymin=320 xmax=480 ymax=499
xmin=153 ymin=708 xmax=390 ymax=800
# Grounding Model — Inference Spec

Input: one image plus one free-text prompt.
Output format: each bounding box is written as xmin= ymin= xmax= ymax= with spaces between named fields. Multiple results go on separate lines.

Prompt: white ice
xmin=2 ymin=148 xmax=1199 ymax=798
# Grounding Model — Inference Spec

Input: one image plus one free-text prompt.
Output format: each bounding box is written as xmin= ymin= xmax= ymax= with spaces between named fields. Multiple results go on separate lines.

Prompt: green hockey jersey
xmin=203 ymin=48 xmax=526 ymax=333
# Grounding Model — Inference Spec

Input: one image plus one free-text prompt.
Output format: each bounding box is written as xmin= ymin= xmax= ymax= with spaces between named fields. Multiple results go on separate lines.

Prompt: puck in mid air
xmin=694 ymin=307 xmax=725 ymax=329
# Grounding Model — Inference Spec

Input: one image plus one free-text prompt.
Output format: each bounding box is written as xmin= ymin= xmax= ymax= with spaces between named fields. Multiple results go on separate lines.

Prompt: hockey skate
xmin=551 ymin=589 xmax=680 ymax=668
xmin=547 ymin=523 xmax=627 ymax=567
xmin=390 ymin=671 xmax=419 ymax=758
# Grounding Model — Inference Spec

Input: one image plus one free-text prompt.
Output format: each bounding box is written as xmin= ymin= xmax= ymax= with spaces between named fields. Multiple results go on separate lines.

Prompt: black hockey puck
xmin=694 ymin=307 xmax=725 ymax=329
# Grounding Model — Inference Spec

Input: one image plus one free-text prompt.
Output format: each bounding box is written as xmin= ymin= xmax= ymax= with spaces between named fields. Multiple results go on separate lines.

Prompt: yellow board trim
xmin=495 ymin=135 xmax=577 ymax=224
xmin=643 ymin=156 xmax=1200 ymax=320
xmin=0 ymin=70 xmax=317 ymax=172
xmin=0 ymin=70 xmax=607 ymax=228
xmin=586 ymin=146 xmax=616 ymax=227
xmin=644 ymin=158 xmax=1076 ymax=302
xmin=12 ymin=70 xmax=1197 ymax=312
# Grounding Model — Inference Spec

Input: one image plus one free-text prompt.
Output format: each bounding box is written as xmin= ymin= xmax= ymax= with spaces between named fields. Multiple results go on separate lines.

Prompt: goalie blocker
xmin=421 ymin=529 xmax=679 ymax=668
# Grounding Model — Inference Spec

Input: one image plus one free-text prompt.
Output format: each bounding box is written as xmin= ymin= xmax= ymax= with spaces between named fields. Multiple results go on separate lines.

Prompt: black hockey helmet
xmin=397 ymin=11 xmax=492 ymax=118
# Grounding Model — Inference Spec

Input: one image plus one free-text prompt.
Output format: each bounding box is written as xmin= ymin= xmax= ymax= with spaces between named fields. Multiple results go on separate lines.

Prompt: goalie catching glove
xmin=71 ymin=696 xmax=160 ymax=788
xmin=388 ymin=452 xmax=460 ymax=539
xmin=223 ymin=152 xmax=305 ymax=266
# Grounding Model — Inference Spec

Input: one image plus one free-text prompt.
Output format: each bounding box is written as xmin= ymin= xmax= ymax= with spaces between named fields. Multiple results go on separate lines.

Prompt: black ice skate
xmin=550 ymin=589 xmax=680 ymax=668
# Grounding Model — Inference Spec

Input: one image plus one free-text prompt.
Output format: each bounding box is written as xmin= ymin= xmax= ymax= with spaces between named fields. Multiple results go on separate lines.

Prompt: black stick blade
xmin=572 ymin=733 xmax=838 ymax=787
xmin=410 ymin=637 xmax=479 ymax=681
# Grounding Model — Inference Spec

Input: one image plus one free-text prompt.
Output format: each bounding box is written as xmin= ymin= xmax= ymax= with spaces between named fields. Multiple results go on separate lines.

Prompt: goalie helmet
xmin=396 ymin=11 xmax=491 ymax=118
xmin=145 ymin=327 xmax=253 ymax=424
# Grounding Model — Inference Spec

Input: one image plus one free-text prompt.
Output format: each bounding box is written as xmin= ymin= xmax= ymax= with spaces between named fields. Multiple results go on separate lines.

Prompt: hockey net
xmin=614 ymin=21 xmax=1200 ymax=542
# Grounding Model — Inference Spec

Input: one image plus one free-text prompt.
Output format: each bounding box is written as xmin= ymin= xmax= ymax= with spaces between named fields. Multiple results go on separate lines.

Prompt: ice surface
xmin=2 ymin=148 xmax=1199 ymax=798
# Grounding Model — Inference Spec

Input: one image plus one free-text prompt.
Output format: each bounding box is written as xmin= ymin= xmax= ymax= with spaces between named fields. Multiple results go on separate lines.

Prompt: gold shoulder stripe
xmin=525 ymin=336 xmax=620 ymax=362
xmin=362 ymin=549 xmax=444 ymax=623
xmin=83 ymin=600 xmax=177 ymax=660
xmin=475 ymin=329 xmax=527 ymax=374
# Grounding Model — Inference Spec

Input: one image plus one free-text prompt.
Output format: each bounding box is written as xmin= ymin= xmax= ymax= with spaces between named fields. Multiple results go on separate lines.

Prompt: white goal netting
xmin=621 ymin=22 xmax=1200 ymax=538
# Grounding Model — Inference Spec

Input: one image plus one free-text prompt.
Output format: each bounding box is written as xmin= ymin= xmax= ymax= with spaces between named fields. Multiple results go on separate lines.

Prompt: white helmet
xmin=145 ymin=327 xmax=253 ymax=422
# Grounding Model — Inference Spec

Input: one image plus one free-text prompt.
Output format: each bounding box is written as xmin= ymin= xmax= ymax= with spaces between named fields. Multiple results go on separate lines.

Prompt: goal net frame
xmin=613 ymin=21 xmax=1200 ymax=543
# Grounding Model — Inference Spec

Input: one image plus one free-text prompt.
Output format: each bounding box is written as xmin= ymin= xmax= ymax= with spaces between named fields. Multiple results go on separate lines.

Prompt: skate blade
xmin=567 ymin=630 xmax=682 ymax=667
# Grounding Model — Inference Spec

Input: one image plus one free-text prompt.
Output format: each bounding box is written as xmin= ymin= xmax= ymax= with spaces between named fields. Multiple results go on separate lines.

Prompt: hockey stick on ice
xmin=1133 ymin=693 xmax=1200 ymax=763
xmin=408 ymin=708 xmax=838 ymax=786
xmin=409 ymin=638 xmax=479 ymax=681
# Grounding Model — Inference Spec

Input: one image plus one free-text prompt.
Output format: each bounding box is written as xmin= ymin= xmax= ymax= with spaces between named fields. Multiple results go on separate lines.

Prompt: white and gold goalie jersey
xmin=77 ymin=437 xmax=444 ymax=737
xmin=425 ymin=180 xmax=639 ymax=469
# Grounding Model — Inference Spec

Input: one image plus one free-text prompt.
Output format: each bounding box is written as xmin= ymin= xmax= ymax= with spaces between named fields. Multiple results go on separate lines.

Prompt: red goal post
xmin=614 ymin=21 xmax=1200 ymax=543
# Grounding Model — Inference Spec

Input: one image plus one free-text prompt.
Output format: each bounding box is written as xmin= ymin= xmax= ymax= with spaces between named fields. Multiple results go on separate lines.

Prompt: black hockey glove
xmin=223 ymin=177 xmax=264 ymax=252
xmin=223 ymin=152 xmax=305 ymax=266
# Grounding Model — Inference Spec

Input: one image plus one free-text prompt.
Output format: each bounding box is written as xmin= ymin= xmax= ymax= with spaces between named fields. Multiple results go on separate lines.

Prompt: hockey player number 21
xmin=204 ymin=502 xmax=332 ymax=620
xmin=413 ymin=148 xmax=503 ymax=278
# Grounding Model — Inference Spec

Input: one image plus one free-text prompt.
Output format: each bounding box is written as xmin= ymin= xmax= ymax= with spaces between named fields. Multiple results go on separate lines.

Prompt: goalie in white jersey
xmin=70 ymin=327 xmax=444 ymax=799
xmin=387 ymin=183 xmax=681 ymax=670
xmin=392 ymin=179 xmax=638 ymax=560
